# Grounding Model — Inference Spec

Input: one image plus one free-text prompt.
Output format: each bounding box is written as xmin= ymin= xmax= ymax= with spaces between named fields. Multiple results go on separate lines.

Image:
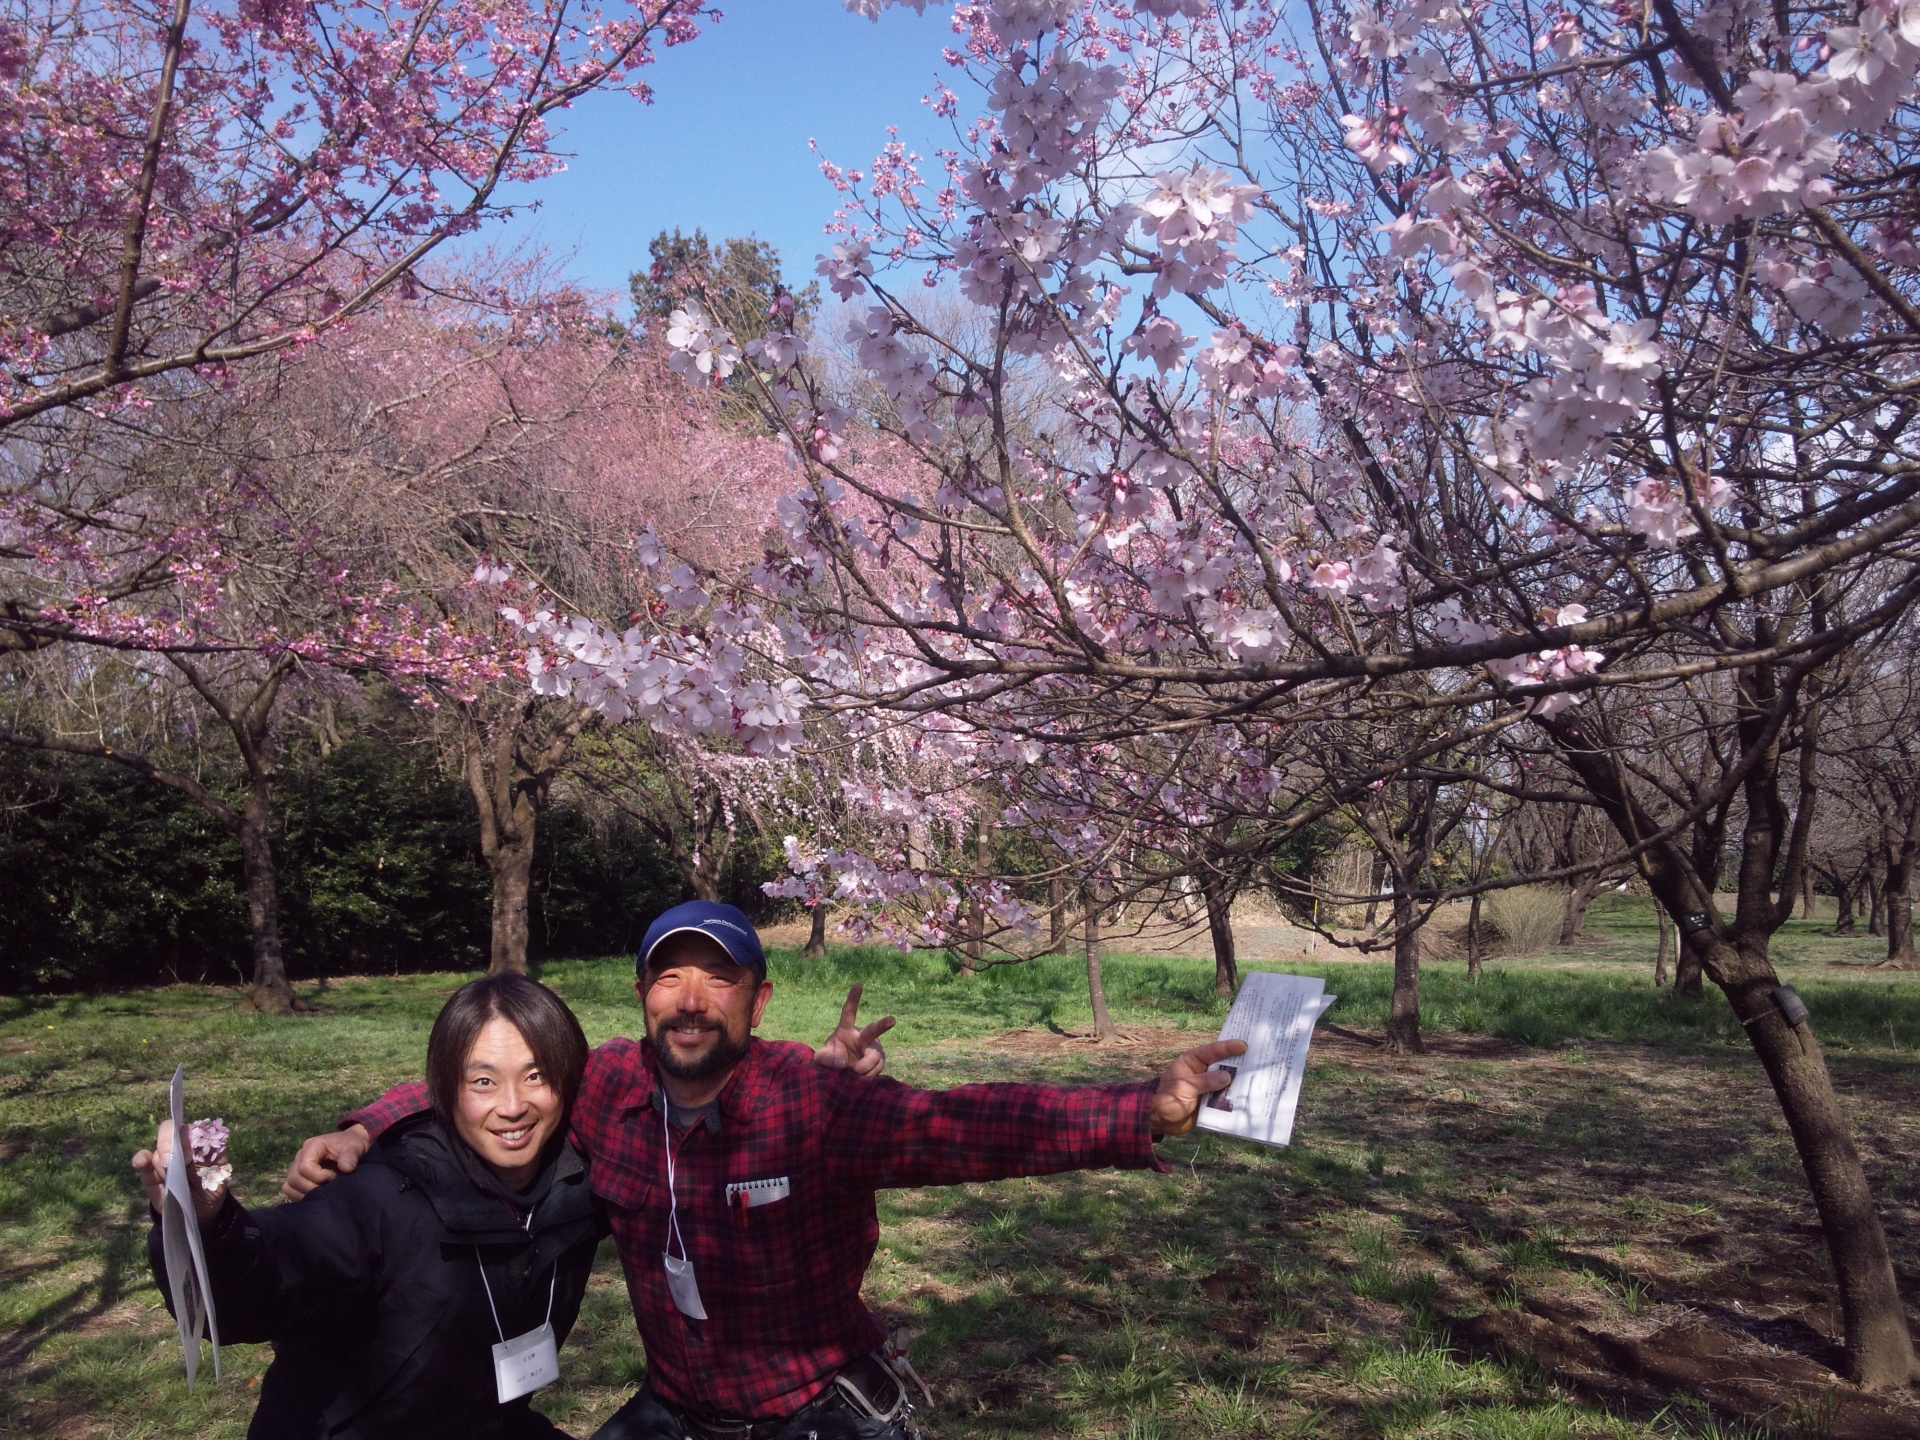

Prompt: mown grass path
xmin=4 ymin=901 xmax=1918 ymax=1437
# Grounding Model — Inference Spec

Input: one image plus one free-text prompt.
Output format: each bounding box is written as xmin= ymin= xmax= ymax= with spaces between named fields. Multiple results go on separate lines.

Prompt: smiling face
xmin=639 ymin=933 xmax=771 ymax=1100
xmin=451 ymin=1016 xmax=564 ymax=1188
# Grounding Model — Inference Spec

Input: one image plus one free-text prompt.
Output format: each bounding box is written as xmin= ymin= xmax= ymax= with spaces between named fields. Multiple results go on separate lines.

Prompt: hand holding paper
xmin=1193 ymin=973 xmax=1336 ymax=1148
xmin=149 ymin=1065 xmax=222 ymax=1389
xmin=132 ymin=1119 xmax=228 ymax=1224
xmin=1150 ymin=1039 xmax=1250 ymax=1136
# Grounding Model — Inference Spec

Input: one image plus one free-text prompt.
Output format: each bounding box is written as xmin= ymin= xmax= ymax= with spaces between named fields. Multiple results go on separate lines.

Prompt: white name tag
xmin=491 ymin=1321 xmax=559 ymax=1403
xmin=663 ymin=1253 xmax=707 ymax=1320
xmin=725 ymin=1176 xmax=790 ymax=1209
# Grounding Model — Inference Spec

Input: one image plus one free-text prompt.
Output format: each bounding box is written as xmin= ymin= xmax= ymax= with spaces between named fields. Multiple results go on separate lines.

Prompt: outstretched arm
xmin=822 ymin=1037 xmax=1250 ymax=1191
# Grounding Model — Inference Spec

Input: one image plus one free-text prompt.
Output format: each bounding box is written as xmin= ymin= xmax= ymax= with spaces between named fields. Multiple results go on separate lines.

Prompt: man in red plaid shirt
xmin=285 ymin=901 xmax=1243 ymax=1440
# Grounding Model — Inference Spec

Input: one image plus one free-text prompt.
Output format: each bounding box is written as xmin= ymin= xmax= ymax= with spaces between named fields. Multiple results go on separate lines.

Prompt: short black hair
xmin=425 ymin=974 xmax=589 ymax=1127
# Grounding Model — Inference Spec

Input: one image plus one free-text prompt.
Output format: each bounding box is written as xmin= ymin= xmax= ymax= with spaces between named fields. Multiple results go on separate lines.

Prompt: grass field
xmin=3 ymin=896 xmax=1919 ymax=1438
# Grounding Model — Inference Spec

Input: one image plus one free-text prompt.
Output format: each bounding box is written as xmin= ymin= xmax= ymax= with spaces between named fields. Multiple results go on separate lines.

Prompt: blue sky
xmin=490 ymin=1 xmax=966 ymax=307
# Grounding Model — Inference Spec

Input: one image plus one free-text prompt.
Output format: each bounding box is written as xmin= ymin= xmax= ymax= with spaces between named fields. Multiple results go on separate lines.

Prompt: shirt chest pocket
xmin=589 ymin=1156 xmax=655 ymax=1218
xmin=719 ymin=1174 xmax=804 ymax=1287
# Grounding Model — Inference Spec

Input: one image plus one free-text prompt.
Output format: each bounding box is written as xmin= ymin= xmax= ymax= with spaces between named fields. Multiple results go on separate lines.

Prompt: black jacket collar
xmin=373 ymin=1113 xmax=592 ymax=1245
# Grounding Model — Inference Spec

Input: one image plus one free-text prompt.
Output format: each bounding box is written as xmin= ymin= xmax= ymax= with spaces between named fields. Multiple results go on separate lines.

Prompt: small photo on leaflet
xmin=1206 ymin=1066 xmax=1239 ymax=1112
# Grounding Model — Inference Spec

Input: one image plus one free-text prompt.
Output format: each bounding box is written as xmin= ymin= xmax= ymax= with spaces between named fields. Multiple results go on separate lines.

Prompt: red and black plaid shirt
xmin=350 ymin=1036 xmax=1163 ymax=1419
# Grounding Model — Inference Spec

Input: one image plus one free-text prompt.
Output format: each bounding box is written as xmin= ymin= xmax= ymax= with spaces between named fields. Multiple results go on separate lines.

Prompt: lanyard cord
xmin=661 ymin=1098 xmax=692 ymax=1266
xmin=475 ymin=1200 xmax=557 ymax=1345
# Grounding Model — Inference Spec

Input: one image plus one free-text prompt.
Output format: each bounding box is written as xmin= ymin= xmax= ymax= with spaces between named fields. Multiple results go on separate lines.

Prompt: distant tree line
xmin=0 ymin=708 xmax=786 ymax=994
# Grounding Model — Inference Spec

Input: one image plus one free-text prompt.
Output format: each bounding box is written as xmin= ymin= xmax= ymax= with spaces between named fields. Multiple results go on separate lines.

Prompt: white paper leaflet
xmin=1193 ymin=972 xmax=1336 ymax=1148
xmin=161 ymin=1064 xmax=221 ymax=1388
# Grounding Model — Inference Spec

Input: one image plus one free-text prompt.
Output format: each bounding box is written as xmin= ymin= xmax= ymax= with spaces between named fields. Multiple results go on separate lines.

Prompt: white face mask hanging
xmin=661 ymin=1099 xmax=708 ymax=1320
xmin=476 ymin=1218 xmax=560 ymax=1403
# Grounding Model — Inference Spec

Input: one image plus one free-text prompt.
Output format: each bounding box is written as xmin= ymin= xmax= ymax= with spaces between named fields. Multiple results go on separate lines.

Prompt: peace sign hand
xmin=812 ymin=983 xmax=895 ymax=1076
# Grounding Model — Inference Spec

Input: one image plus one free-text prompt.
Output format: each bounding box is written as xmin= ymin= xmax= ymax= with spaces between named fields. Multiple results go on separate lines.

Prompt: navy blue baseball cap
xmin=639 ymin=901 xmax=767 ymax=981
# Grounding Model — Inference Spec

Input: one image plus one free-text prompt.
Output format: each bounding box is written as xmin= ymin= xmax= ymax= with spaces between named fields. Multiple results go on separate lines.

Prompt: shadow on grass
xmin=0 ymin=1211 xmax=144 ymax=1372
xmin=877 ymin=1038 xmax=1920 ymax=1439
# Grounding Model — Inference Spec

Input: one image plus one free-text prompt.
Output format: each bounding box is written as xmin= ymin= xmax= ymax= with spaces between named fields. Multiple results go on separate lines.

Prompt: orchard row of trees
xmin=3 ymin=0 xmax=1918 ymax=1394
xmin=528 ymin=0 xmax=1920 ymax=1391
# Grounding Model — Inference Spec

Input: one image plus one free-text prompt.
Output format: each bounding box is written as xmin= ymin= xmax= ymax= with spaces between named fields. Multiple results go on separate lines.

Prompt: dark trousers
xmin=589 ymin=1387 xmax=911 ymax=1440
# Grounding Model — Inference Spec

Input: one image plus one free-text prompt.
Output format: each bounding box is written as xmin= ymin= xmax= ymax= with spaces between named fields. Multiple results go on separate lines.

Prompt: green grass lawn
xmin=3 ymin=898 xmax=1917 ymax=1438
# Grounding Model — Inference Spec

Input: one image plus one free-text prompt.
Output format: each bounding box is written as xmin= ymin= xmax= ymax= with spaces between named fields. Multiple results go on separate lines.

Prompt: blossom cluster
xmin=565 ymin=0 xmax=1918 ymax=935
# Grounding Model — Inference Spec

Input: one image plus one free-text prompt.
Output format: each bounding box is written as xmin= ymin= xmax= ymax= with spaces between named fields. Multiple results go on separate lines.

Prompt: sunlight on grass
xmin=4 ymin=935 xmax=1916 ymax=1438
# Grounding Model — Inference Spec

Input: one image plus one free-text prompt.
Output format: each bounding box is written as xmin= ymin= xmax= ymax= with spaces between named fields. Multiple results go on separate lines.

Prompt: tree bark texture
xmin=1830 ymin=870 xmax=1859 ymax=935
xmin=1201 ymin=872 xmax=1238 ymax=997
xmin=1705 ymin=937 xmax=1920 ymax=1387
xmin=804 ymin=904 xmax=829 ymax=958
xmin=1386 ymin=890 xmax=1425 ymax=1054
xmin=486 ymin=827 xmax=536 ymax=976
xmin=236 ymin=781 xmax=294 ymax=1013
xmin=1673 ymin=933 xmax=1706 ymax=999
xmin=1558 ymin=869 xmax=1604 ymax=945
xmin=1049 ymin=875 xmax=1067 ymax=949
xmin=1466 ymin=891 xmax=1484 ymax=982
xmin=1654 ymin=905 xmax=1671 ymax=988
xmin=1084 ymin=893 xmax=1115 ymax=1039
xmin=1884 ymin=852 xmax=1917 ymax=967
xmin=463 ymin=699 xmax=589 ymax=976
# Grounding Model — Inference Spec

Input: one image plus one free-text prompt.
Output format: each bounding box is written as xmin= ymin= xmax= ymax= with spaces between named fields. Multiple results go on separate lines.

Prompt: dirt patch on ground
xmin=978 ymin=1020 xmax=1531 ymax=1066
xmin=979 ymin=1023 xmax=1198 ymax=1061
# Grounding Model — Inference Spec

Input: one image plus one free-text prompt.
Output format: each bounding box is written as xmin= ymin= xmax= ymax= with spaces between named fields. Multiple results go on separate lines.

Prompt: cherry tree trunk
xmin=237 ymin=780 xmax=295 ymax=1014
xmin=803 ymin=904 xmax=829 ymax=958
xmin=1386 ymin=892 xmax=1424 ymax=1055
xmin=1543 ymin=711 xmax=1920 ymax=1385
xmin=1673 ymin=929 xmax=1706 ymax=999
xmin=462 ymin=701 xmax=587 ymax=978
xmin=961 ymin=821 xmax=987 ymax=974
xmin=1201 ymin=874 xmax=1238 ymax=998
xmin=1885 ymin=855 xmax=1917 ymax=967
xmin=1084 ymin=895 xmax=1115 ymax=1039
xmin=1831 ymin=875 xmax=1858 ymax=935
xmin=1559 ymin=872 xmax=1602 ymax=945
xmin=1048 ymin=876 xmax=1067 ymax=949
xmin=1868 ymin=868 xmax=1885 ymax=937
xmin=1465 ymin=891 xmax=1483 ymax=982
xmin=1705 ymin=936 xmax=1920 ymax=1388
xmin=488 ymin=824 xmax=537 ymax=975
xmin=1654 ymin=907 xmax=1671 ymax=988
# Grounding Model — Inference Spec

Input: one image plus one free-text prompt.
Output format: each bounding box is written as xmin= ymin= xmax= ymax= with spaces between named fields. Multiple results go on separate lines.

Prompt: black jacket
xmin=148 ymin=1114 xmax=609 ymax=1440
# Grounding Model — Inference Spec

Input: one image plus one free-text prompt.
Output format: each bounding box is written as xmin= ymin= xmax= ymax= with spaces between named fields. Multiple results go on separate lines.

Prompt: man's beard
xmin=649 ymin=1016 xmax=751 ymax=1082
